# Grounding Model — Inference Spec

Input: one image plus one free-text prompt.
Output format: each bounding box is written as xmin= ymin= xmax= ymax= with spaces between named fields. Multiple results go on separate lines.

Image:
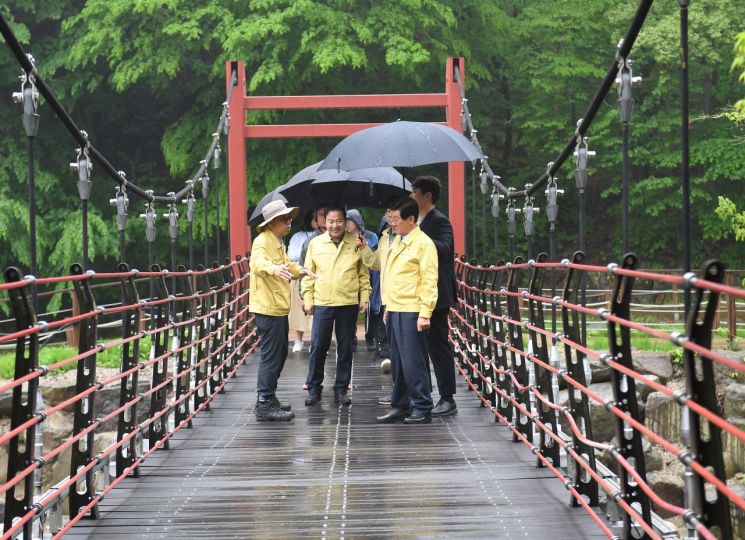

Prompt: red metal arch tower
xmin=225 ymin=57 xmax=466 ymax=257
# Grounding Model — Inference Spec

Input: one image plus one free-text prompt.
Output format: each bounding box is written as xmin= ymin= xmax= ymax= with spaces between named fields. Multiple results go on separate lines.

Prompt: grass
xmin=0 ymin=336 xmax=152 ymax=380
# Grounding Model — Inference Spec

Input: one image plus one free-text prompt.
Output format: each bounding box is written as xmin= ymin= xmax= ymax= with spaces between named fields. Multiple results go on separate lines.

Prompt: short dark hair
xmin=324 ymin=204 xmax=347 ymax=220
xmin=385 ymin=195 xmax=400 ymax=210
xmin=394 ymin=197 xmax=419 ymax=221
xmin=302 ymin=209 xmax=315 ymax=231
xmin=412 ymin=176 xmax=441 ymax=204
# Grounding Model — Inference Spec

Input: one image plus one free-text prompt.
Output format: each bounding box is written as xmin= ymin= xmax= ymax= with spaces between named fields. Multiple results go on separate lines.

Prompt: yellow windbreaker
xmin=249 ymin=230 xmax=303 ymax=316
xmin=301 ymin=232 xmax=371 ymax=306
xmin=381 ymin=226 xmax=438 ymax=318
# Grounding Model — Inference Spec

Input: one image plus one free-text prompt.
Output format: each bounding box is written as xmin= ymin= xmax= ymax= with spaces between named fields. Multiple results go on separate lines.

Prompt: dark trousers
xmin=426 ymin=307 xmax=456 ymax=398
xmin=255 ymin=314 xmax=289 ymax=399
xmin=389 ymin=311 xmax=433 ymax=415
xmin=307 ymin=305 xmax=358 ymax=395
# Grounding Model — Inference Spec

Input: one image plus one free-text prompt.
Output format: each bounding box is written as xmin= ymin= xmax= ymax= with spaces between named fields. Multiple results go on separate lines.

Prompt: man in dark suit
xmin=410 ymin=176 xmax=458 ymax=416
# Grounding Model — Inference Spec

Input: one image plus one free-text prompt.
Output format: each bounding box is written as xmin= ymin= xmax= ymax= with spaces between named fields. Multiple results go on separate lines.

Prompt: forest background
xmin=0 ymin=0 xmax=744 ymax=278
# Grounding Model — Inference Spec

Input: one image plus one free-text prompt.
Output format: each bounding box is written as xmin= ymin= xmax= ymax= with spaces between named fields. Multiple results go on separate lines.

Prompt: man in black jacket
xmin=410 ymin=176 xmax=458 ymax=416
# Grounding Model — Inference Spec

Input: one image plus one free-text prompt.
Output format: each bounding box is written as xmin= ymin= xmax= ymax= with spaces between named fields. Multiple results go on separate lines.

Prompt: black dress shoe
xmin=335 ymin=393 xmax=352 ymax=406
xmin=377 ymin=395 xmax=392 ymax=406
xmin=376 ymin=408 xmax=411 ymax=423
xmin=431 ymin=399 xmax=457 ymax=417
xmin=402 ymin=413 xmax=431 ymax=424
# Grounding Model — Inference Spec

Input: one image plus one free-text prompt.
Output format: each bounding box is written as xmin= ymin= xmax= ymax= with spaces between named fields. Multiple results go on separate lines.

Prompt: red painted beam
xmin=245 ymin=122 xmax=447 ymax=139
xmin=445 ymin=58 xmax=466 ymax=257
xmin=227 ymin=61 xmax=250 ymax=257
xmin=244 ymin=93 xmax=448 ymax=110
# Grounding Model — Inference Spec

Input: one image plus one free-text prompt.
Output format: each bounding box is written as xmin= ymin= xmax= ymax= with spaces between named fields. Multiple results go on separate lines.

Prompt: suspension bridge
xmin=1 ymin=0 xmax=744 ymax=539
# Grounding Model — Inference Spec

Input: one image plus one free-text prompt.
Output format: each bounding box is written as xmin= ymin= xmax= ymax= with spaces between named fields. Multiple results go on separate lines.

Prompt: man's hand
xmin=273 ymin=264 xmax=293 ymax=282
xmin=383 ymin=309 xmax=388 ymax=325
xmin=359 ymin=301 xmax=368 ymax=313
xmin=417 ymin=317 xmax=430 ymax=332
xmin=299 ymin=267 xmax=316 ymax=278
xmin=303 ymin=302 xmax=314 ymax=315
xmin=356 ymin=234 xmax=367 ymax=251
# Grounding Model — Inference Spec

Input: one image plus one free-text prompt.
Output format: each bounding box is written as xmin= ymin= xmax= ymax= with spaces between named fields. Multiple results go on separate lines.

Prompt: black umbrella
xmin=309 ymin=167 xmax=411 ymax=207
xmin=318 ymin=120 xmax=482 ymax=172
xmin=278 ymin=162 xmax=410 ymax=207
xmin=249 ymin=188 xmax=288 ymax=224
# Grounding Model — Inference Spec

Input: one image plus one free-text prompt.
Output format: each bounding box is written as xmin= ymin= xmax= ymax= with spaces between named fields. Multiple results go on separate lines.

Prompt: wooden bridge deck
xmin=67 ymin=347 xmax=605 ymax=539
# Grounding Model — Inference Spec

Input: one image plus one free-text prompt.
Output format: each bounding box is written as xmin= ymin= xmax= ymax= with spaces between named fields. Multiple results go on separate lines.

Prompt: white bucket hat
xmin=257 ymin=199 xmax=300 ymax=231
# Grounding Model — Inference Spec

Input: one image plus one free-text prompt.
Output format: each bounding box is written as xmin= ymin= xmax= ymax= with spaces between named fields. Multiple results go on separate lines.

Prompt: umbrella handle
xmin=369 ymin=178 xmax=373 ymax=197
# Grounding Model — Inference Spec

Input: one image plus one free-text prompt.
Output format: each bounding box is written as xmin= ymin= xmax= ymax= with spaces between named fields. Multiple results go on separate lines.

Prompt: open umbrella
xmin=278 ymin=162 xmax=410 ymax=207
xmin=309 ymin=167 xmax=411 ymax=207
xmin=318 ymin=120 xmax=482 ymax=172
xmin=249 ymin=188 xmax=288 ymax=224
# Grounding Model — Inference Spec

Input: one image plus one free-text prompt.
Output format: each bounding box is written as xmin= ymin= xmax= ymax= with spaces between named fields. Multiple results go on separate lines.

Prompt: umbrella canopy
xmin=318 ymin=120 xmax=483 ymax=171
xmin=278 ymin=162 xmax=410 ymax=208
xmin=249 ymin=188 xmax=288 ymax=224
xmin=309 ymin=167 xmax=411 ymax=208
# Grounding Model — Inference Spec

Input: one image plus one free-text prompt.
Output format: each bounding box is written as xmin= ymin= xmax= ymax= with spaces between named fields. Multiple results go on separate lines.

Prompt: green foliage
xmin=0 ymin=0 xmax=744 ymax=279
xmin=733 ymin=31 xmax=745 ymax=112
xmin=0 ymin=336 xmax=151 ymax=380
xmin=715 ymin=196 xmax=745 ymax=242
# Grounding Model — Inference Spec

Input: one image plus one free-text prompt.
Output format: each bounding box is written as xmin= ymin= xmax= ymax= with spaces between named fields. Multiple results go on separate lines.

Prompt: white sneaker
xmin=292 ymin=340 xmax=303 ymax=353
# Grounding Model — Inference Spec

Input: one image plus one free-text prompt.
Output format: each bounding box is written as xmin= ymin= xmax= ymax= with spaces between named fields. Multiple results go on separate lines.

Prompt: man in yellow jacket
xmin=301 ymin=204 xmax=371 ymax=406
xmin=250 ymin=200 xmax=314 ymax=421
xmin=373 ymin=198 xmax=438 ymax=424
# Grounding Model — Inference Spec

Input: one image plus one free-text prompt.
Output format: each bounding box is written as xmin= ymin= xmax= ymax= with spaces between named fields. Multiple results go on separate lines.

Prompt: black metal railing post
xmin=2 ymin=268 xmax=40 ymax=537
xmin=148 ymin=265 xmax=171 ymax=451
xmin=506 ymin=257 xmax=532 ymax=443
xmin=605 ymin=253 xmax=651 ymax=537
xmin=175 ymin=265 xmax=196 ymax=428
xmin=115 ymin=263 xmax=142 ymax=478
xmin=68 ymin=263 xmax=100 ymax=520
xmin=210 ymin=262 xmax=226 ymax=394
xmin=527 ymin=253 xmax=560 ymax=468
xmin=221 ymin=259 xmax=236 ymax=378
xmin=560 ymin=251 xmax=599 ymax=507
xmin=194 ymin=266 xmax=213 ymax=412
xmin=681 ymin=260 xmax=732 ymax=537
xmin=489 ymin=262 xmax=512 ymax=423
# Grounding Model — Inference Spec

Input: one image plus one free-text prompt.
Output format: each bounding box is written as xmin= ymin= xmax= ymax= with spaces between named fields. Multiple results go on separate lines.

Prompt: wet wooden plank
xmin=67 ymin=348 xmax=606 ymax=539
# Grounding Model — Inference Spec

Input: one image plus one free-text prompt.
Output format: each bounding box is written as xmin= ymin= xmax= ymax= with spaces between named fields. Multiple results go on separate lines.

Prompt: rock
xmin=42 ymin=411 xmax=74 ymax=453
xmin=0 ymin=392 xmax=14 ymax=417
xmin=645 ymin=391 xmax=682 ymax=446
xmin=47 ymin=445 xmax=72 ymax=489
xmin=723 ymin=383 xmax=745 ymax=418
xmin=727 ymin=477 xmax=745 ymax=540
xmin=632 ymin=351 xmax=673 ymax=384
xmin=723 ymin=417 xmax=745 ymax=474
xmin=636 ymin=374 xmax=660 ymax=402
xmin=589 ymin=361 xmax=612 ymax=383
xmin=723 ymin=451 xmax=737 ymax=480
xmin=647 ymin=471 xmax=685 ymax=518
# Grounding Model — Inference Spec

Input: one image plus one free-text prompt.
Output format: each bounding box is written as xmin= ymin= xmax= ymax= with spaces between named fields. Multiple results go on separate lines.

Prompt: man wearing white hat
xmin=250 ymin=200 xmax=315 ymax=421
